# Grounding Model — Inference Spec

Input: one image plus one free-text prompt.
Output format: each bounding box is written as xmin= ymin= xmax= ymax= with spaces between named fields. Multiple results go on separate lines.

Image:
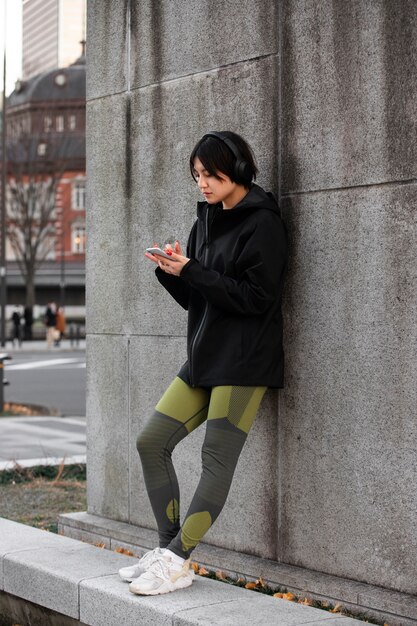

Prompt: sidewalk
xmin=0 ymin=415 xmax=86 ymax=470
xmin=2 ymin=338 xmax=86 ymax=353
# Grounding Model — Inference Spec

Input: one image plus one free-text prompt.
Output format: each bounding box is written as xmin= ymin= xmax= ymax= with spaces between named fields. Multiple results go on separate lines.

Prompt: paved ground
xmin=5 ymin=351 xmax=86 ymax=416
xmin=0 ymin=415 xmax=86 ymax=470
xmin=2 ymin=339 xmax=86 ymax=352
xmin=0 ymin=340 xmax=87 ymax=470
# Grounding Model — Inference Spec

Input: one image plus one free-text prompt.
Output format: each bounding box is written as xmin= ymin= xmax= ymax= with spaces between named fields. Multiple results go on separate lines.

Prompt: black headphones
xmin=201 ymin=131 xmax=253 ymax=185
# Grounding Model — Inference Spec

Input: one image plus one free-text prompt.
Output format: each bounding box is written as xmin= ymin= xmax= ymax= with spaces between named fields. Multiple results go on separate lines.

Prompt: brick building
xmin=5 ymin=51 xmax=86 ymax=317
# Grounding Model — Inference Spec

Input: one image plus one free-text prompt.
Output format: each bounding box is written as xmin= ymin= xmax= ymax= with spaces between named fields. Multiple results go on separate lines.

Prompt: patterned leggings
xmin=136 ymin=376 xmax=267 ymax=560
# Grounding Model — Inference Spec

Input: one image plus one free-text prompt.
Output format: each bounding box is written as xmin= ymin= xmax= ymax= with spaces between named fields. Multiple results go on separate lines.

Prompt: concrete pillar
xmin=279 ymin=0 xmax=417 ymax=594
xmin=84 ymin=0 xmax=417 ymax=597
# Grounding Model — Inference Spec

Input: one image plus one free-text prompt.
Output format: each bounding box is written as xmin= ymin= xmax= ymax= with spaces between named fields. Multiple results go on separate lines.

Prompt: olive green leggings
xmin=136 ymin=376 xmax=267 ymax=560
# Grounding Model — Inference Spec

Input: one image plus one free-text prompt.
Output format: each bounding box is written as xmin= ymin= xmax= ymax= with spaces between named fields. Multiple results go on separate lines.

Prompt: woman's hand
xmin=144 ymin=240 xmax=190 ymax=276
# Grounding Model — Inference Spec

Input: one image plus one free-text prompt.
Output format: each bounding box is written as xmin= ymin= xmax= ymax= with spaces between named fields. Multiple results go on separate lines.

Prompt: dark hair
xmin=189 ymin=131 xmax=258 ymax=187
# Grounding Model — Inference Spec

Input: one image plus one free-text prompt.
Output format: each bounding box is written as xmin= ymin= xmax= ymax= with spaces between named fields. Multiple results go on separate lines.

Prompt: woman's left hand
xmin=157 ymin=250 xmax=190 ymax=276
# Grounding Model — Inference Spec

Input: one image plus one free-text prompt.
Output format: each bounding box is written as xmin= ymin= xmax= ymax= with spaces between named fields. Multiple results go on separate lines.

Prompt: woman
xmin=119 ymin=131 xmax=288 ymax=596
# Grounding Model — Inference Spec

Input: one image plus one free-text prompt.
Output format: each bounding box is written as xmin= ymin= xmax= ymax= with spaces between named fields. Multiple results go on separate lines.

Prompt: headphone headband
xmin=201 ymin=131 xmax=252 ymax=185
xmin=203 ymin=132 xmax=242 ymax=161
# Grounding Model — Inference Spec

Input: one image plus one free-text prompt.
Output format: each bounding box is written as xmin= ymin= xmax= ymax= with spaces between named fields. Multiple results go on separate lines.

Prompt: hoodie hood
xmin=196 ymin=183 xmax=280 ymax=220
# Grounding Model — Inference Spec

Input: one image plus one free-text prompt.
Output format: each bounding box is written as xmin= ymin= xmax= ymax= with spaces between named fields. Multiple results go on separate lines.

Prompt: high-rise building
xmin=22 ymin=0 xmax=86 ymax=80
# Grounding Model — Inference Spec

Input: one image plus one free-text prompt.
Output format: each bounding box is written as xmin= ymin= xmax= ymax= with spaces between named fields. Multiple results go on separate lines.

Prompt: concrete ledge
xmin=1 ymin=517 xmax=366 ymax=626
xmin=59 ymin=512 xmax=417 ymax=626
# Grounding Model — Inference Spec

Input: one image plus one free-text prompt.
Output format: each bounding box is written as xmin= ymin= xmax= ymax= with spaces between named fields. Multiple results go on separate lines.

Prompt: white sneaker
xmin=128 ymin=553 xmax=194 ymax=595
xmin=118 ymin=547 xmax=165 ymax=582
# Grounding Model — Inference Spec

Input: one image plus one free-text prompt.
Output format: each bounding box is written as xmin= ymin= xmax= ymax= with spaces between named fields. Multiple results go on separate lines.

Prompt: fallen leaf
xmin=236 ymin=576 xmax=246 ymax=584
xmin=215 ymin=570 xmax=228 ymax=580
xmin=255 ymin=576 xmax=268 ymax=588
xmin=114 ymin=547 xmax=134 ymax=556
xmin=94 ymin=542 xmax=106 ymax=549
xmin=283 ymin=592 xmax=296 ymax=601
xmin=299 ymin=597 xmax=314 ymax=606
xmin=273 ymin=592 xmax=284 ymax=598
xmin=190 ymin=561 xmax=199 ymax=571
xmin=330 ymin=603 xmax=343 ymax=613
xmin=198 ymin=567 xmax=209 ymax=576
xmin=245 ymin=582 xmax=257 ymax=589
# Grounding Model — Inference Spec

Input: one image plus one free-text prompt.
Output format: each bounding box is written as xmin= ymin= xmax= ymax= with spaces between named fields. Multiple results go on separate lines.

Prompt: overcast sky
xmin=0 ymin=0 xmax=23 ymax=96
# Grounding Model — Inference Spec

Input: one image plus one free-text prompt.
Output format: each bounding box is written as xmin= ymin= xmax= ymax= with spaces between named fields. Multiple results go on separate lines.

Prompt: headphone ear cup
xmin=235 ymin=160 xmax=252 ymax=185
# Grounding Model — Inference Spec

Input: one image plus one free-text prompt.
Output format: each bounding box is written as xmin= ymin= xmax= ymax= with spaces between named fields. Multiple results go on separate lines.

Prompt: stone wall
xmin=85 ymin=0 xmax=416 ymax=595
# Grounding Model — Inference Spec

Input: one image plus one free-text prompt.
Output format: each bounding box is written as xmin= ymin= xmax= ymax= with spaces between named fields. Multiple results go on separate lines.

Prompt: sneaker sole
xmin=119 ymin=572 xmax=144 ymax=582
xmin=129 ymin=575 xmax=194 ymax=596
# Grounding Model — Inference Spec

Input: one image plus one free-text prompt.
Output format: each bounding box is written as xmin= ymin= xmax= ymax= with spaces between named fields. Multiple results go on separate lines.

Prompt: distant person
xmin=54 ymin=306 xmax=66 ymax=347
xmin=11 ymin=306 xmax=22 ymax=347
xmin=23 ymin=306 xmax=33 ymax=340
xmin=44 ymin=301 xmax=57 ymax=349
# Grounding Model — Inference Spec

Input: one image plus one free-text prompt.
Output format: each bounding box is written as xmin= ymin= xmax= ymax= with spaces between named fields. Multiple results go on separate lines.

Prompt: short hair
xmin=190 ymin=131 xmax=258 ymax=186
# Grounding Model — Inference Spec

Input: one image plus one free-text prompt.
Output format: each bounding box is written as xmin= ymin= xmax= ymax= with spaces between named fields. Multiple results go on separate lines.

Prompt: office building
xmin=22 ymin=0 xmax=86 ymax=80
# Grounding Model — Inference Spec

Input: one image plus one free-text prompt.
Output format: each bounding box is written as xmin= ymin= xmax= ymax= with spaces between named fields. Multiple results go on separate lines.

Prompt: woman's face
xmin=192 ymin=157 xmax=237 ymax=206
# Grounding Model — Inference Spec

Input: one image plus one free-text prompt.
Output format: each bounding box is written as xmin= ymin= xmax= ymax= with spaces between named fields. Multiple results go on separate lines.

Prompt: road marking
xmin=6 ymin=358 xmax=85 ymax=371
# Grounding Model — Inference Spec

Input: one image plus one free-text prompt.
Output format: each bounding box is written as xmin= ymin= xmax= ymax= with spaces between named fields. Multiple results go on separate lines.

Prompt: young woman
xmin=119 ymin=131 xmax=288 ymax=596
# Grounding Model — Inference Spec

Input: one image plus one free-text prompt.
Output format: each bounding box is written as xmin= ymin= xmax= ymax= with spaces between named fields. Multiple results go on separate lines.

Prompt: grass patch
xmin=0 ymin=463 xmax=86 ymax=533
xmin=0 ymin=463 xmax=86 ymax=484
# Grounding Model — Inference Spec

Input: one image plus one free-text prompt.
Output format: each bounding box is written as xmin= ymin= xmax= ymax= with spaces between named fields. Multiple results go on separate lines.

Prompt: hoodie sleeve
xmin=180 ymin=215 xmax=287 ymax=316
xmin=155 ymin=268 xmax=190 ymax=310
xmin=154 ymin=221 xmax=198 ymax=310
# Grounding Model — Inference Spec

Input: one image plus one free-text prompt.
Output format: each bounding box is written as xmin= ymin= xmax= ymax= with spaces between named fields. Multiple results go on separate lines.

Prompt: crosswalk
xmin=6 ymin=358 xmax=86 ymax=371
xmin=0 ymin=415 xmax=86 ymax=469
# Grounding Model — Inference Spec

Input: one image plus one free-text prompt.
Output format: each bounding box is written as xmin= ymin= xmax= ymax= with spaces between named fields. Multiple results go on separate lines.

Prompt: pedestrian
xmin=119 ymin=131 xmax=288 ymax=596
xmin=54 ymin=306 xmax=66 ymax=347
xmin=23 ymin=305 xmax=33 ymax=340
xmin=11 ymin=306 xmax=22 ymax=347
xmin=44 ymin=301 xmax=57 ymax=349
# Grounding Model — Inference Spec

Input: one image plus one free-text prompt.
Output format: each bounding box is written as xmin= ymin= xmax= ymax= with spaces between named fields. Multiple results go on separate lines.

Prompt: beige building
xmin=22 ymin=0 xmax=86 ymax=80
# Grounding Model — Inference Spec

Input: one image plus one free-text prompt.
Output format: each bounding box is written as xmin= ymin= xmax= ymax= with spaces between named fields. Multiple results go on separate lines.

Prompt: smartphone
xmin=146 ymin=247 xmax=173 ymax=259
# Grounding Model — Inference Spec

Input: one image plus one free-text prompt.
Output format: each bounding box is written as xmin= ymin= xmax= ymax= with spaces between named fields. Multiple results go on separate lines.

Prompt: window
xmin=37 ymin=142 xmax=47 ymax=156
xmin=69 ymin=115 xmax=76 ymax=130
xmin=44 ymin=116 xmax=52 ymax=132
xmin=56 ymin=115 xmax=64 ymax=132
xmin=72 ymin=179 xmax=86 ymax=210
xmin=71 ymin=224 xmax=86 ymax=254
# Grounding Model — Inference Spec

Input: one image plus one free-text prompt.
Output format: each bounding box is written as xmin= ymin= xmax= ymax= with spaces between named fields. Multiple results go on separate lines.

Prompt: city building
xmin=4 ymin=48 xmax=86 ymax=320
xmin=22 ymin=0 xmax=86 ymax=81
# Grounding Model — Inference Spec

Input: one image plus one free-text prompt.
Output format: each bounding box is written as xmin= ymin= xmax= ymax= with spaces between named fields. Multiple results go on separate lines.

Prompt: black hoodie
xmin=155 ymin=183 xmax=288 ymax=388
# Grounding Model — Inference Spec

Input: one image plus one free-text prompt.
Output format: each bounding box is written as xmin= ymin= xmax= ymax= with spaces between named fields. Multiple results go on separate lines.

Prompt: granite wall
xmin=85 ymin=0 xmax=417 ymax=595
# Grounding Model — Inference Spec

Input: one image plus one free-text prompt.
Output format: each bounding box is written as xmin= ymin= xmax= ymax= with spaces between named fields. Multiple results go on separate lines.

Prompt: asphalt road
xmin=4 ymin=351 xmax=86 ymax=416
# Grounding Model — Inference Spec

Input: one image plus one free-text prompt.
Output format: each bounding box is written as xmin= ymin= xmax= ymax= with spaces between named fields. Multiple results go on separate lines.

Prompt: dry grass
xmin=0 ymin=463 xmax=86 ymax=533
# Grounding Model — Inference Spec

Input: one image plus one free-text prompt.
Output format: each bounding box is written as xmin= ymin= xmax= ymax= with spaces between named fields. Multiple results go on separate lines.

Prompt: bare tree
xmin=6 ymin=109 xmax=85 ymax=309
xmin=7 ymin=168 xmax=58 ymax=309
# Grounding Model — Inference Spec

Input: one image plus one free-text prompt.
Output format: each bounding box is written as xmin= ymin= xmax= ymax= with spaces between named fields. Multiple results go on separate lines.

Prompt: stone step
xmin=0 ymin=517 xmax=365 ymax=626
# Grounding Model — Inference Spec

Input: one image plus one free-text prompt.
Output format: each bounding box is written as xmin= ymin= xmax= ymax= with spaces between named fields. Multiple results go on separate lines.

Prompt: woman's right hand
xmin=144 ymin=242 xmax=162 ymax=265
xmin=144 ymin=240 xmax=184 ymax=266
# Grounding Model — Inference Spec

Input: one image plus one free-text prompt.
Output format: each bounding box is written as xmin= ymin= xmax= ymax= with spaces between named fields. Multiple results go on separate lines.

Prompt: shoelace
xmin=139 ymin=547 xmax=161 ymax=567
xmin=147 ymin=556 xmax=175 ymax=580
